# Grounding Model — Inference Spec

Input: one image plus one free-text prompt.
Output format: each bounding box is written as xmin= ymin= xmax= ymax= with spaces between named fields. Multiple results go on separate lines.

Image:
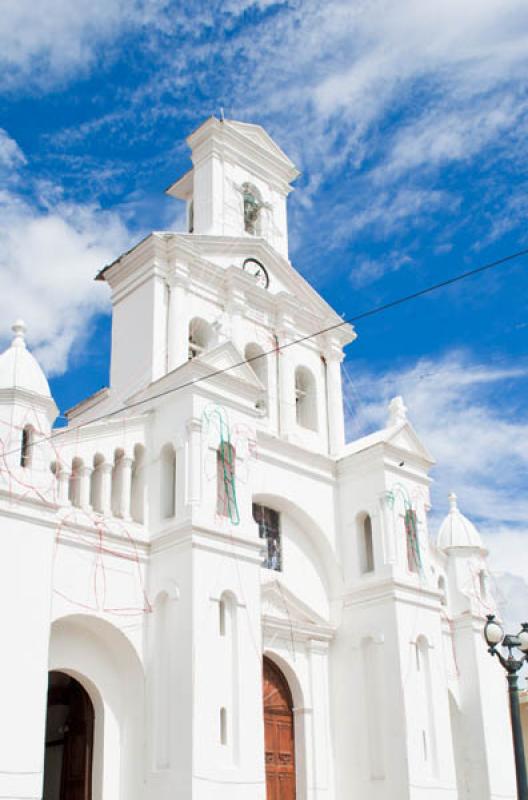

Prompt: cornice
xmin=262 ymin=615 xmax=335 ymax=642
xmin=256 ymin=429 xmax=336 ymax=479
xmin=0 ymin=386 xmax=58 ymax=418
xmin=342 ymin=575 xmax=442 ymax=611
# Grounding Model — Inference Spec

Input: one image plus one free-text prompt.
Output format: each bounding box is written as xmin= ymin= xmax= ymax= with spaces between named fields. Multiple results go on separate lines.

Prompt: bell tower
xmin=166 ymin=117 xmax=300 ymax=259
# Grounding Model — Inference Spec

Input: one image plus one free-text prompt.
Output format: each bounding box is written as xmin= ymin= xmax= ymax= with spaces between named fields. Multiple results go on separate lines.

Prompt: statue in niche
xmin=242 ymin=182 xmax=263 ymax=235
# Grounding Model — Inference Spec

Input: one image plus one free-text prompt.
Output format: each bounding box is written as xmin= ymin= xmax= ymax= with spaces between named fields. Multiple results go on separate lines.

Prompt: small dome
xmin=437 ymin=493 xmax=483 ymax=550
xmin=0 ymin=321 xmax=51 ymax=397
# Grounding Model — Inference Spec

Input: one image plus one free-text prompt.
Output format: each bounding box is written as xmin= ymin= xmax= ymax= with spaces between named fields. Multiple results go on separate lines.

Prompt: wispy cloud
xmin=0 ymin=0 xmax=170 ymax=92
xmin=0 ymin=134 xmax=132 ymax=374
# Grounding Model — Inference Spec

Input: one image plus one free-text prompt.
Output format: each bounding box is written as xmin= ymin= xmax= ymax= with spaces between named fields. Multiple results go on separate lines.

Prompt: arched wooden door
xmin=263 ymin=657 xmax=296 ymax=800
xmin=43 ymin=671 xmax=94 ymax=800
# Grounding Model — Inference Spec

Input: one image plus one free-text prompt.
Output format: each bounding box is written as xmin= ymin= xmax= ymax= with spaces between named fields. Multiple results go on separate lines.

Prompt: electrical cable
xmin=4 ymin=244 xmax=527 ymax=459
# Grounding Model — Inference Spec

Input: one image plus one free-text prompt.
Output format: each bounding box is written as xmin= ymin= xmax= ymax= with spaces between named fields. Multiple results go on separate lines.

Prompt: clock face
xmin=243 ymin=258 xmax=269 ymax=289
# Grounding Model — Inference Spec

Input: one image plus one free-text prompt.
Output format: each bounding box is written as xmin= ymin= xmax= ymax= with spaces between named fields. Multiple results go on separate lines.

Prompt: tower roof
xmin=437 ymin=492 xmax=484 ymax=550
xmin=0 ymin=320 xmax=51 ymax=398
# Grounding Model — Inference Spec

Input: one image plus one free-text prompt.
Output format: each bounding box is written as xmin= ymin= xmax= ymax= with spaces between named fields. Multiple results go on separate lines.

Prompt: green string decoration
xmin=386 ymin=484 xmax=422 ymax=573
xmin=202 ymin=404 xmax=240 ymax=526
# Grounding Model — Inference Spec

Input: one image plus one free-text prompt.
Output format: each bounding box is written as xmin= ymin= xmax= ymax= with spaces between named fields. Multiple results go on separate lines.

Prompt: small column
xmin=78 ymin=466 xmax=92 ymax=509
xmin=324 ymin=342 xmax=345 ymax=455
xmin=167 ymin=265 xmax=190 ymax=372
xmin=57 ymin=468 xmax=71 ymax=505
xmin=119 ymin=457 xmax=133 ymax=520
xmin=100 ymin=462 xmax=113 ymax=515
xmin=277 ymin=313 xmax=296 ymax=439
xmin=186 ymin=418 xmax=202 ymax=506
xmin=378 ymin=491 xmax=396 ymax=565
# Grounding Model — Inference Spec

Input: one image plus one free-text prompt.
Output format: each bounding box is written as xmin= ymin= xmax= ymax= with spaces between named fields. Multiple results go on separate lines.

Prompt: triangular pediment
xmin=225 ymin=120 xmax=298 ymax=173
xmin=200 ymin=341 xmax=265 ymax=389
xmin=386 ymin=422 xmax=435 ymax=463
xmin=344 ymin=421 xmax=435 ymax=464
xmin=261 ymin=580 xmax=328 ymax=627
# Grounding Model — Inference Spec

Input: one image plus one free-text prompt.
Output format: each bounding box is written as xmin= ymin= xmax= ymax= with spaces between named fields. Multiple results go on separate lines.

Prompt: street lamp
xmin=484 ymin=615 xmax=528 ymax=800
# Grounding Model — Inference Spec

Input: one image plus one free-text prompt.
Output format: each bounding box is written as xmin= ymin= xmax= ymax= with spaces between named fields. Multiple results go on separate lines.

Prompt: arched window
xmin=217 ymin=442 xmax=236 ymax=519
xmin=160 ymin=444 xmax=176 ymax=519
xmin=358 ymin=513 xmax=375 ymax=574
xmin=131 ymin=443 xmax=146 ymax=524
xmin=20 ymin=425 xmax=33 ymax=468
xmin=219 ymin=599 xmax=226 ymax=637
xmin=478 ymin=569 xmax=487 ymax=599
xmin=69 ymin=457 xmax=84 ymax=507
xmin=188 ymin=199 xmax=194 ymax=233
xmin=90 ymin=453 xmax=105 ymax=513
xmin=188 ymin=317 xmax=213 ymax=360
xmin=245 ymin=342 xmax=268 ymax=411
xmin=405 ymin=508 xmax=420 ymax=573
xmin=220 ymin=707 xmax=228 ymax=745
xmin=241 ymin=182 xmax=263 ymax=235
xmin=438 ymin=576 xmax=447 ymax=606
xmin=295 ymin=366 xmax=318 ymax=431
xmin=253 ymin=503 xmax=281 ymax=571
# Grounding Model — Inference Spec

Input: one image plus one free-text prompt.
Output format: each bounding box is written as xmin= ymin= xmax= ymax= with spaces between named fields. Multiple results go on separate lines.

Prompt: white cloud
xmin=0 ymin=133 xmax=132 ymax=374
xmin=0 ymin=0 xmax=168 ymax=91
xmin=0 ymin=129 xmax=26 ymax=170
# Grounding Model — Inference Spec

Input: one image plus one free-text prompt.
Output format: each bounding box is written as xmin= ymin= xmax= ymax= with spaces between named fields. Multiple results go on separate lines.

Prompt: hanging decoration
xmin=202 ymin=404 xmax=240 ymax=526
xmin=386 ymin=482 xmax=423 ymax=573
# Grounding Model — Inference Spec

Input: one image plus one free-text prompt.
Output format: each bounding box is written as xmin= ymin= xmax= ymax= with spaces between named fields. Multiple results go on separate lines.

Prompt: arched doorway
xmin=43 ymin=671 xmax=94 ymax=800
xmin=263 ymin=657 xmax=296 ymax=799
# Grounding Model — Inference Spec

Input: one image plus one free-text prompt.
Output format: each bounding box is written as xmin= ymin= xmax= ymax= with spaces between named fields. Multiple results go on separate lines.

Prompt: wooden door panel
xmin=263 ymin=658 xmax=296 ymax=800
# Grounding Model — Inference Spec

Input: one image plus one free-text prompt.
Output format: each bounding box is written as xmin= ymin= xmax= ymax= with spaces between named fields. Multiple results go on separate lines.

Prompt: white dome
xmin=437 ymin=493 xmax=483 ymax=550
xmin=0 ymin=321 xmax=51 ymax=397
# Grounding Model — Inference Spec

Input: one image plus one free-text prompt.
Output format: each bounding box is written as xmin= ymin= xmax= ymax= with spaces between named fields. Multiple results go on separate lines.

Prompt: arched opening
xmin=438 ymin=575 xmax=447 ymax=606
xmin=43 ymin=671 xmax=94 ymax=800
xmin=253 ymin=503 xmax=281 ymax=571
xmin=242 ymin=182 xmax=263 ymax=235
xmin=478 ymin=569 xmax=487 ymax=599
xmin=294 ymin=367 xmax=318 ymax=431
xmin=245 ymin=342 xmax=268 ymax=411
xmin=20 ymin=424 xmax=34 ymax=468
xmin=263 ymin=657 xmax=296 ymax=799
xmin=188 ymin=317 xmax=214 ymax=360
xmin=358 ymin=512 xmax=374 ymax=574
xmin=160 ymin=443 xmax=176 ymax=519
xmin=217 ymin=442 xmax=236 ymax=521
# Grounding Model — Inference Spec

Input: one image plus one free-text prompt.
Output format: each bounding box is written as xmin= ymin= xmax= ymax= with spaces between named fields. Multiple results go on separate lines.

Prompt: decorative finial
xmin=11 ymin=319 xmax=27 ymax=349
xmin=388 ymin=395 xmax=407 ymax=426
xmin=448 ymin=492 xmax=458 ymax=512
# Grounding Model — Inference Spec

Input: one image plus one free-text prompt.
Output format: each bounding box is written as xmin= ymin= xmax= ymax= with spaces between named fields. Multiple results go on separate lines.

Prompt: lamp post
xmin=484 ymin=615 xmax=528 ymax=800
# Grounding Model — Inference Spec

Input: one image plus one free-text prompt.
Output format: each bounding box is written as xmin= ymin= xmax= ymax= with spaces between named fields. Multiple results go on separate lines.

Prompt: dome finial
xmin=388 ymin=395 xmax=407 ymax=426
xmin=11 ymin=320 xmax=27 ymax=349
xmin=448 ymin=492 xmax=458 ymax=512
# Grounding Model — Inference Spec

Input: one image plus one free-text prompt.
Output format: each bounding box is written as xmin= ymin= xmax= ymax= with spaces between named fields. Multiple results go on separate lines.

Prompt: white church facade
xmin=0 ymin=118 xmax=518 ymax=800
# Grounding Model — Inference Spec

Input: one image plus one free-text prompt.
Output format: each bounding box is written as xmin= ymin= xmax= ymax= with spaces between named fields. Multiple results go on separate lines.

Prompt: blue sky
xmin=1 ymin=0 xmax=527 ymax=620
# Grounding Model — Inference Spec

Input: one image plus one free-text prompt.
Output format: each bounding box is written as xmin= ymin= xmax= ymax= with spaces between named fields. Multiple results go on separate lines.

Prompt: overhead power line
xmin=4 ymin=245 xmax=527 ymax=458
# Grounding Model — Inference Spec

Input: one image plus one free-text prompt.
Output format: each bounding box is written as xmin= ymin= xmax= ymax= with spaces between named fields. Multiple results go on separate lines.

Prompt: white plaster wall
xmin=48 ymin=614 xmax=145 ymax=800
xmin=0 ymin=514 xmax=55 ymax=800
